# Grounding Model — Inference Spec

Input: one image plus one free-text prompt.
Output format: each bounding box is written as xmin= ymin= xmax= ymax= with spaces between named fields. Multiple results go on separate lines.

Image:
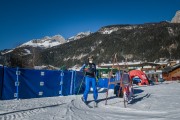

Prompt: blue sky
xmin=0 ymin=0 xmax=180 ymax=50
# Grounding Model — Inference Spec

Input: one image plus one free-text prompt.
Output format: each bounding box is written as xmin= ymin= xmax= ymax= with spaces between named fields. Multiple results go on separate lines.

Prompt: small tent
xmin=129 ymin=70 xmax=149 ymax=85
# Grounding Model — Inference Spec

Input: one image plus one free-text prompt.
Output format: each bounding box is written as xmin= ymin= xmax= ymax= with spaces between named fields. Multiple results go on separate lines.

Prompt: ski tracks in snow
xmin=0 ymin=107 xmax=46 ymax=120
xmin=0 ymin=103 xmax=66 ymax=120
xmin=59 ymin=99 xmax=104 ymax=120
xmin=62 ymin=97 xmax=167 ymax=120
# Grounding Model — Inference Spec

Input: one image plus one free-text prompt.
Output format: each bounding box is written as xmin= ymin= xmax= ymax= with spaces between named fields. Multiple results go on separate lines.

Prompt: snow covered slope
xmin=0 ymin=81 xmax=180 ymax=120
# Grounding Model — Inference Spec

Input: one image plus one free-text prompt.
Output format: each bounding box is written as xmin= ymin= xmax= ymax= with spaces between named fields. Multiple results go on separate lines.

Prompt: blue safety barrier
xmin=74 ymin=71 xmax=85 ymax=94
xmin=0 ymin=66 xmax=111 ymax=100
xmin=98 ymin=78 xmax=115 ymax=89
xmin=0 ymin=66 xmax=3 ymax=98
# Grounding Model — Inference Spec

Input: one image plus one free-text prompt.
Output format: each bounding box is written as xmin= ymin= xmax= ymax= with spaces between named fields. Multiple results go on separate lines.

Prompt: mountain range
xmin=0 ymin=11 xmax=180 ymax=69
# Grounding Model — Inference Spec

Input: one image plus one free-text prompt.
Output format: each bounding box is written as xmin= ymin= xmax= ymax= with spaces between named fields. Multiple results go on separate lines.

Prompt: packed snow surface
xmin=0 ymin=81 xmax=180 ymax=120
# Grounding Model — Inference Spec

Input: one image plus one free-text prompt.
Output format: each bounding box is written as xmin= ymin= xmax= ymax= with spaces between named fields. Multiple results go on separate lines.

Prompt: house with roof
xmin=162 ymin=63 xmax=180 ymax=80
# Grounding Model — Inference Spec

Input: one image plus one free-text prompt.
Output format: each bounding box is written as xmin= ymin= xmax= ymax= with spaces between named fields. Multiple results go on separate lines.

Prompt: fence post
xmin=60 ymin=70 xmax=64 ymax=96
xmin=73 ymin=71 xmax=77 ymax=95
xmin=70 ymin=70 xmax=74 ymax=95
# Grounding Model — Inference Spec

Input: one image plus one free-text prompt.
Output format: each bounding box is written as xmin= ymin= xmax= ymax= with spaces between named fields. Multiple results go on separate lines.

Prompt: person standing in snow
xmin=80 ymin=56 xmax=98 ymax=106
xmin=121 ymin=70 xmax=133 ymax=101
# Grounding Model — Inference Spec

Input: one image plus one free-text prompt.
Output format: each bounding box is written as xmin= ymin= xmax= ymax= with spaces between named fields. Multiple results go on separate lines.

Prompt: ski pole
xmin=94 ymin=72 xmax=99 ymax=86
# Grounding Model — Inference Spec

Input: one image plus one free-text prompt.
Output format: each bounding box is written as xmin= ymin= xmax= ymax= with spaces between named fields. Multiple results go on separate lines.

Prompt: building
xmin=98 ymin=62 xmax=165 ymax=80
xmin=162 ymin=63 xmax=180 ymax=81
xmin=98 ymin=60 xmax=180 ymax=81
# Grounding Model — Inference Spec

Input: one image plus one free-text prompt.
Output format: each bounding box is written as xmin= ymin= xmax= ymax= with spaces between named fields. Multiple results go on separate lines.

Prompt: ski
xmin=81 ymin=97 xmax=93 ymax=108
xmin=85 ymin=101 xmax=98 ymax=108
xmin=84 ymin=101 xmax=94 ymax=108
xmin=81 ymin=97 xmax=99 ymax=108
xmin=86 ymin=102 xmax=93 ymax=108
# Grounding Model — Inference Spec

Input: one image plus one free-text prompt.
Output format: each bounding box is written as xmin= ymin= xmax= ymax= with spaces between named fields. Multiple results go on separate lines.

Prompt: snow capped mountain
xmin=19 ymin=35 xmax=66 ymax=48
xmin=19 ymin=31 xmax=92 ymax=49
xmin=67 ymin=31 xmax=92 ymax=41
xmin=1 ymin=31 xmax=91 ymax=56
xmin=171 ymin=10 xmax=180 ymax=23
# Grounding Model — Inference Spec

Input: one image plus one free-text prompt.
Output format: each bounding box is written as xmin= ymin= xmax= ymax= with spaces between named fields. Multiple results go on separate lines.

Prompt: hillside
xmin=38 ymin=22 xmax=180 ymax=68
xmin=1 ymin=21 xmax=180 ymax=68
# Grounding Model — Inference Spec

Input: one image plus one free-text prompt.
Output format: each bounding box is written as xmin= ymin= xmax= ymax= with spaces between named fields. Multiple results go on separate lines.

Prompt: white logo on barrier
xmin=39 ymin=91 xmax=43 ymax=96
xmin=61 ymin=72 xmax=64 ymax=76
xmin=16 ymin=71 xmax=21 ymax=75
xmin=41 ymin=72 xmax=45 ymax=76
xmin=40 ymin=82 xmax=44 ymax=86
xmin=15 ymin=82 xmax=20 ymax=86
xmin=59 ymin=91 xmax=62 ymax=95
xmin=60 ymin=81 xmax=63 ymax=85
xmin=14 ymin=93 xmax=18 ymax=97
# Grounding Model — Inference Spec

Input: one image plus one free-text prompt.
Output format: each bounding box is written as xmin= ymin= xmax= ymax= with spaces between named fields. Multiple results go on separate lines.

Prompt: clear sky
xmin=0 ymin=0 xmax=180 ymax=50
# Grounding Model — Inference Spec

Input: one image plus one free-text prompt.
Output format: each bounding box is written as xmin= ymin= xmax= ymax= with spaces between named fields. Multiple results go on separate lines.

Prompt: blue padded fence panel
xmin=41 ymin=70 xmax=62 ymax=97
xmin=2 ymin=67 xmax=17 ymax=100
xmin=74 ymin=71 xmax=84 ymax=94
xmin=62 ymin=70 xmax=72 ymax=96
xmin=2 ymin=67 xmax=71 ymax=100
xmin=18 ymin=68 xmax=62 ymax=99
xmin=20 ymin=69 xmax=46 ymax=99
xmin=98 ymin=78 xmax=115 ymax=89
xmin=0 ymin=66 xmax=3 ymax=98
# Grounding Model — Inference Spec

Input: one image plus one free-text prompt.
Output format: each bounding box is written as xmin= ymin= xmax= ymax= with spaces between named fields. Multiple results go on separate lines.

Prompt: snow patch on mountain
xmin=99 ymin=26 xmax=137 ymax=34
xmin=72 ymin=54 xmax=88 ymax=60
xmin=63 ymin=53 xmax=88 ymax=61
xmin=23 ymin=49 xmax=31 ymax=55
xmin=67 ymin=31 xmax=92 ymax=41
xmin=99 ymin=27 xmax=119 ymax=34
xmin=1 ymin=49 xmax=14 ymax=55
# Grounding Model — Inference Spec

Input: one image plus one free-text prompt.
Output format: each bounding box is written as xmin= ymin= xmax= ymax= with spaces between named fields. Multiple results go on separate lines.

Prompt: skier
xmin=121 ymin=70 xmax=133 ymax=102
xmin=80 ymin=56 xmax=98 ymax=107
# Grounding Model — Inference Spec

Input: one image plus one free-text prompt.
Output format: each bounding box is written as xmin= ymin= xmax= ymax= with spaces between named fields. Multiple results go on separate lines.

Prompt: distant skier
xmin=121 ymin=71 xmax=132 ymax=86
xmin=121 ymin=70 xmax=133 ymax=101
xmin=80 ymin=56 xmax=98 ymax=107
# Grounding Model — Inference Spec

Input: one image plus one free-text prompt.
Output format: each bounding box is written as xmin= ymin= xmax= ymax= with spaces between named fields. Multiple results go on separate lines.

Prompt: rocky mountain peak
xmin=171 ymin=10 xmax=180 ymax=23
xmin=19 ymin=35 xmax=66 ymax=48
